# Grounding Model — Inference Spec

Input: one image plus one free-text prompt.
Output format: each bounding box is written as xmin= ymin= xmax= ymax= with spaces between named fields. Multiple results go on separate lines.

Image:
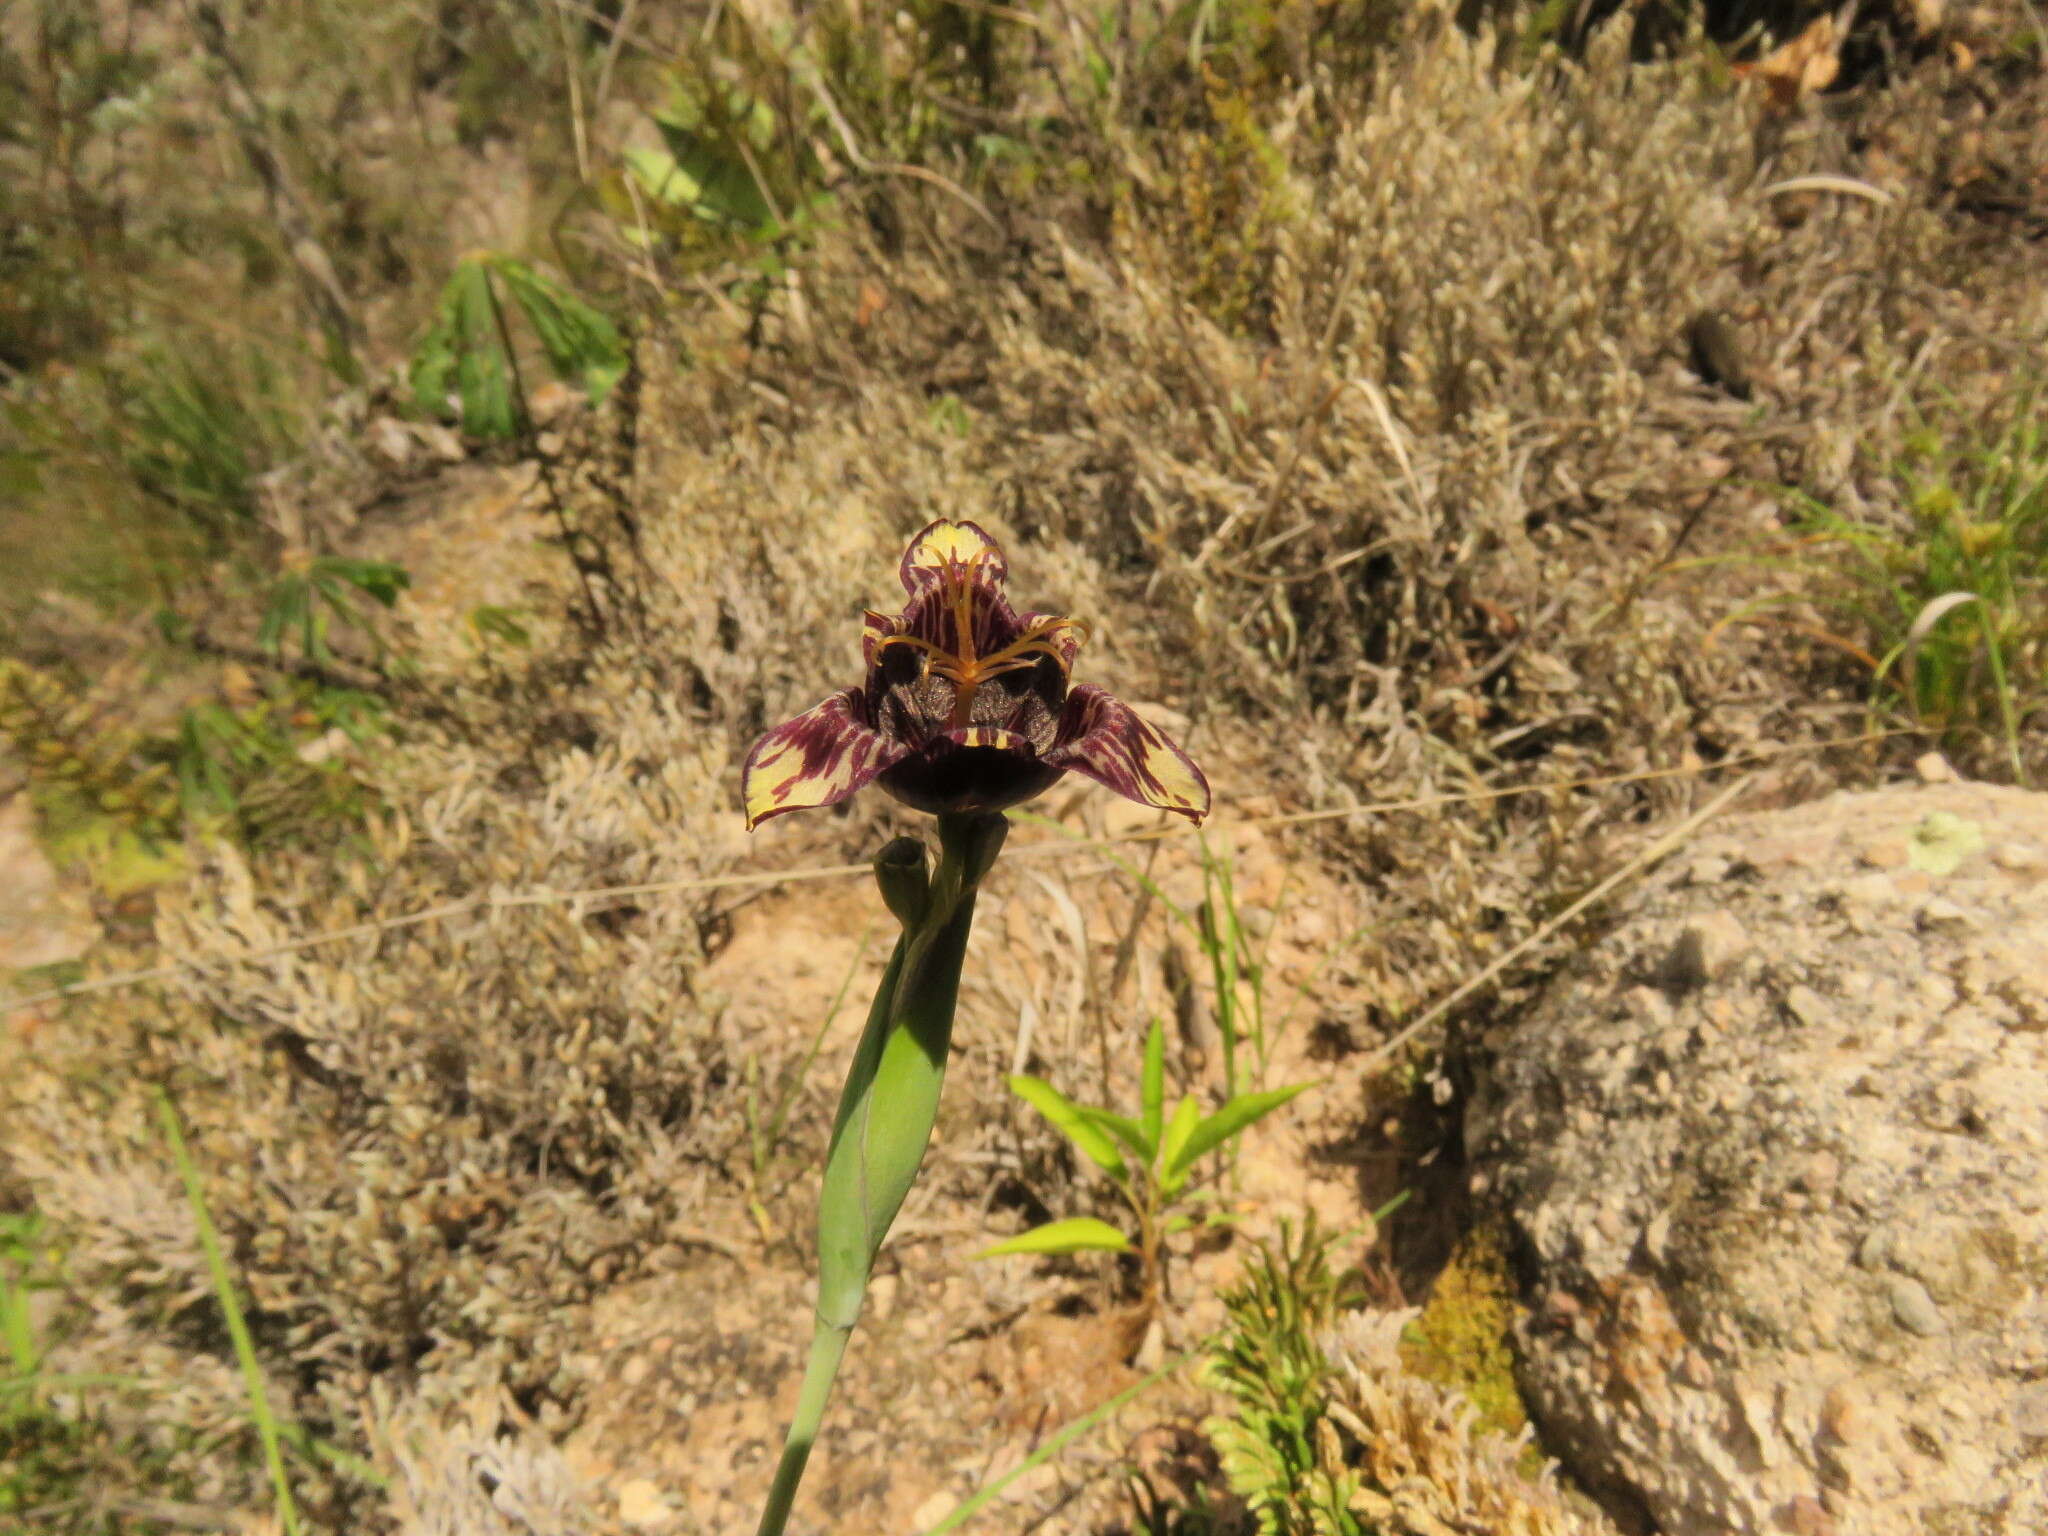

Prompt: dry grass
xmin=3 ymin=3 xmax=2044 ymax=1530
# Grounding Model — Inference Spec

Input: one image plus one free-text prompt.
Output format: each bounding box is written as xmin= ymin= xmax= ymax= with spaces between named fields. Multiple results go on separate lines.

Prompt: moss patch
xmin=1400 ymin=1223 xmax=1529 ymax=1443
xmin=30 ymin=782 xmax=185 ymax=901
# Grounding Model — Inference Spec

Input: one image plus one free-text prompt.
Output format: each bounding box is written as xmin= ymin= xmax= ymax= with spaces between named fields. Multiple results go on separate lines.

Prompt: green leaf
xmin=258 ymin=576 xmax=307 ymax=656
xmin=491 ymin=257 xmax=627 ymax=406
xmin=1156 ymin=1094 xmax=1200 ymax=1194
xmin=652 ymin=113 xmax=775 ymax=231
xmin=974 ymin=1217 xmax=1133 ymax=1260
xmin=312 ymin=557 xmax=410 ymax=607
xmin=454 ymin=262 xmax=516 ymax=438
xmin=1141 ymin=1017 xmax=1166 ymax=1154
xmin=814 ymin=815 xmax=1004 ymax=1330
xmin=623 ymin=143 xmax=700 ymax=209
xmin=1007 ymin=1075 xmax=1126 ymax=1178
xmin=1164 ymin=1083 xmax=1316 ymax=1189
xmin=1079 ymin=1106 xmax=1151 ymax=1164
xmin=468 ymin=605 xmax=531 ymax=647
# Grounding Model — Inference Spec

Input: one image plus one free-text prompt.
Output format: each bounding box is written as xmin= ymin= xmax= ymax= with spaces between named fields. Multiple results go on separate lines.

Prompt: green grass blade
xmin=158 ymin=1091 xmax=301 ymax=1536
xmin=917 ymin=1358 xmax=1184 ymax=1535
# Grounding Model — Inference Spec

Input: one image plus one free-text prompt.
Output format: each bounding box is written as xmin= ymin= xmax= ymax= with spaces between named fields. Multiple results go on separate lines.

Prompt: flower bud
xmin=873 ymin=836 xmax=931 ymax=929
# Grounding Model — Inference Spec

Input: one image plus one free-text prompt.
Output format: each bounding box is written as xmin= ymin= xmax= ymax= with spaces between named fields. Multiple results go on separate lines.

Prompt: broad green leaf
xmin=1141 ymin=1018 xmax=1165 ymax=1153
xmin=1164 ymin=1082 xmax=1315 ymax=1188
xmin=974 ymin=1217 xmax=1132 ymax=1260
xmin=623 ymin=144 xmax=699 ymax=209
xmin=1156 ymin=1095 xmax=1200 ymax=1194
xmin=652 ymin=115 xmax=775 ymax=231
xmin=1008 ymin=1075 xmax=1125 ymax=1178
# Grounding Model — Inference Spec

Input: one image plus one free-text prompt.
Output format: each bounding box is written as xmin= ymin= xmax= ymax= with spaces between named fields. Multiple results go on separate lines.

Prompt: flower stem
xmin=753 ymin=813 xmax=1007 ymax=1536
xmin=751 ymin=1321 xmax=851 ymax=1536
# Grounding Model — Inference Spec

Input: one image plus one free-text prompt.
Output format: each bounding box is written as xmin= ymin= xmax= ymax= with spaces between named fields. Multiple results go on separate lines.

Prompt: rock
xmin=0 ymin=794 xmax=96 ymax=973
xmin=1467 ymin=782 xmax=2048 ymax=1536
xmin=365 ymin=414 xmax=417 ymax=467
xmin=1886 ymin=1275 xmax=1946 ymax=1338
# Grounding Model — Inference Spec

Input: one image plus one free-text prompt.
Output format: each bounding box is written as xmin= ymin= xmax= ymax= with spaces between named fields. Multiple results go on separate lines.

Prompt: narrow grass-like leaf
xmin=1008 ymin=1074 xmax=1127 ymax=1177
xmin=159 ymin=1091 xmax=301 ymax=1536
xmin=918 ymin=1357 xmax=1183 ymax=1535
xmin=975 ymin=1217 xmax=1133 ymax=1259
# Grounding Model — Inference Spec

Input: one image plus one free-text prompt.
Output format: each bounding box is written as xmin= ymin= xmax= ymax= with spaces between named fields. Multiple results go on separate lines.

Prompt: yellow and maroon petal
xmin=1045 ymin=685 xmax=1210 ymax=824
xmin=899 ymin=518 xmax=1007 ymax=594
xmin=741 ymin=688 xmax=910 ymax=830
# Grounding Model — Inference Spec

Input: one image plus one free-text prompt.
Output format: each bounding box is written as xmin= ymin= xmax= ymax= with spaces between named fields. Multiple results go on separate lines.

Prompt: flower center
xmin=875 ymin=568 xmax=1077 ymax=730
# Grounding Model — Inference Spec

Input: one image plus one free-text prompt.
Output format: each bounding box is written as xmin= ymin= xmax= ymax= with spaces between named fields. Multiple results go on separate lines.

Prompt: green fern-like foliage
xmin=1202 ymin=1218 xmax=1373 ymax=1536
xmin=410 ymin=254 xmax=626 ymax=439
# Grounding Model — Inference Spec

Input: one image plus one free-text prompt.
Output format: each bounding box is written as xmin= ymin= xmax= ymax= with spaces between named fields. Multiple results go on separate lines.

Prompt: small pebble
xmin=1915 ymin=898 xmax=1975 ymax=934
xmin=1820 ymin=1382 xmax=1865 ymax=1443
xmin=1784 ymin=984 xmax=1831 ymax=1030
xmin=1887 ymin=1275 xmax=1946 ymax=1338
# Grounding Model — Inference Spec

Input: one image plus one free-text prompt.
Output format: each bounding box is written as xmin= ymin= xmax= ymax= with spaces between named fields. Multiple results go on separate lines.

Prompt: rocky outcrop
xmin=1468 ymin=780 xmax=2048 ymax=1536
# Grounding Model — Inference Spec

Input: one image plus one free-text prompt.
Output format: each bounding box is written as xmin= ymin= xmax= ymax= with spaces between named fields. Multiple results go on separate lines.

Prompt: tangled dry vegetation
xmin=4 ymin=3 xmax=2045 ymax=1531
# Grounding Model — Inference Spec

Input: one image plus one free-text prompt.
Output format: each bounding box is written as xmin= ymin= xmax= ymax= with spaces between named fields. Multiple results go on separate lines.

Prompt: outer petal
xmin=899 ymin=518 xmax=1007 ymax=594
xmin=741 ymin=688 xmax=910 ymax=829
xmin=1045 ymin=685 xmax=1210 ymax=823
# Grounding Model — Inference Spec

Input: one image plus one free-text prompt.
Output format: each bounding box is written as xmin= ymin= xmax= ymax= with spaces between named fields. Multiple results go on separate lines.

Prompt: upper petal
xmin=741 ymin=688 xmax=910 ymax=829
xmin=1044 ymin=685 xmax=1210 ymax=823
xmin=899 ymin=519 xmax=1008 ymax=594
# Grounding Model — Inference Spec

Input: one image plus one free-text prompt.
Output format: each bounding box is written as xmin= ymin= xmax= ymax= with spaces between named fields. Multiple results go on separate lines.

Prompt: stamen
xmin=873 ymin=578 xmax=1078 ymax=728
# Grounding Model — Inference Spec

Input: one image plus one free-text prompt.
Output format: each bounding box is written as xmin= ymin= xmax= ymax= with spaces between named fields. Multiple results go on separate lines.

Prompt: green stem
xmin=754 ymin=813 xmax=1007 ymax=1536
xmin=752 ymin=1322 xmax=852 ymax=1536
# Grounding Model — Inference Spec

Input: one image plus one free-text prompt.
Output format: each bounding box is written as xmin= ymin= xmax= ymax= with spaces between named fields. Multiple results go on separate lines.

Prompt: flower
xmin=743 ymin=520 xmax=1210 ymax=828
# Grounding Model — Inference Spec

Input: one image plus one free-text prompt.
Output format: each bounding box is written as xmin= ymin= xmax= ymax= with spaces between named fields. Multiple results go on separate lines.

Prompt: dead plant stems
xmin=1 ymin=729 xmax=1906 ymax=1020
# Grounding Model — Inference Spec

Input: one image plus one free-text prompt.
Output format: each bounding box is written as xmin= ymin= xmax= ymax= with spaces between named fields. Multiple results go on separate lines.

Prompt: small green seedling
xmin=982 ymin=1017 xmax=1312 ymax=1303
xmin=410 ymin=253 xmax=626 ymax=440
xmin=258 ymin=555 xmax=410 ymax=668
